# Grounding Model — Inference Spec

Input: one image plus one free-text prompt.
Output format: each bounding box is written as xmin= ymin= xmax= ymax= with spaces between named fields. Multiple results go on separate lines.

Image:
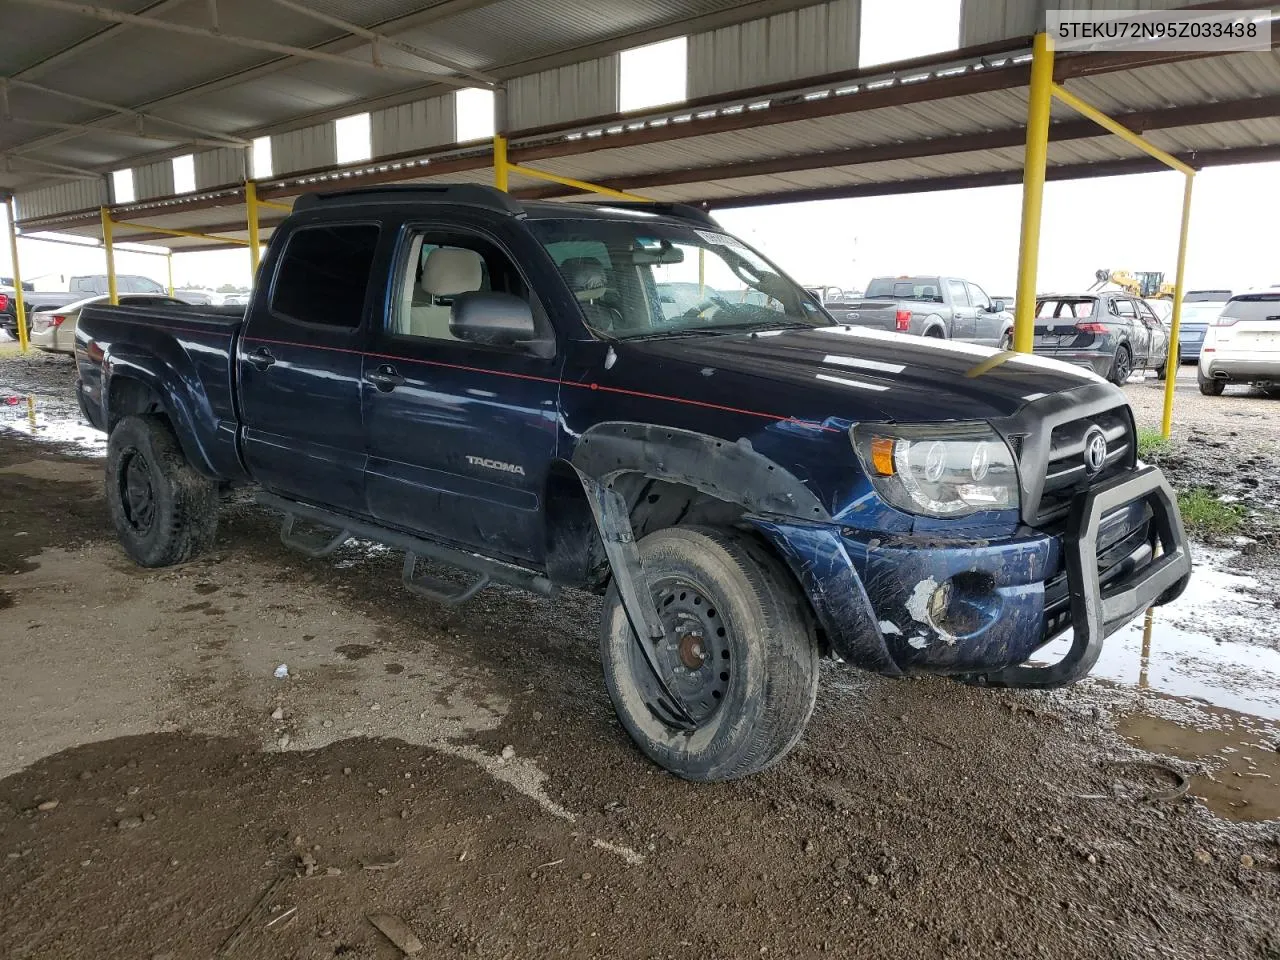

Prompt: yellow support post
xmin=245 ymin=180 xmax=262 ymax=276
xmin=101 ymin=206 xmax=119 ymax=305
xmin=1051 ymin=84 xmax=1194 ymax=177
xmin=493 ymin=134 xmax=509 ymax=192
xmin=166 ymin=251 xmax=175 ymax=297
xmin=109 ymin=221 xmax=250 ymax=246
xmin=1162 ymin=173 xmax=1194 ymax=439
xmin=5 ymin=197 xmax=30 ymax=352
xmin=506 ymin=163 xmax=650 ymax=203
xmin=1013 ymin=32 xmax=1053 ymax=354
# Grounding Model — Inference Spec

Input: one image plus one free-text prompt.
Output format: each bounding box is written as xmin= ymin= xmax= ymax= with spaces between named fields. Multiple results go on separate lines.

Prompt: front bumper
xmin=752 ymin=466 xmax=1191 ymax=688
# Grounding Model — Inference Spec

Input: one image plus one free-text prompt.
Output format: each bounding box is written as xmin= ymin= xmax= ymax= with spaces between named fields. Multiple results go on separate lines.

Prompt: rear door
xmin=237 ymin=220 xmax=382 ymax=515
xmin=946 ymin=278 xmax=975 ymax=339
xmin=362 ymin=216 xmax=561 ymax=562
xmin=1113 ymin=297 xmax=1148 ymax=363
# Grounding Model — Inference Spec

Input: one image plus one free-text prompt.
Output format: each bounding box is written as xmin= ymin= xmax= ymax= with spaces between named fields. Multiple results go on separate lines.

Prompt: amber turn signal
xmin=869 ymin=437 xmax=896 ymax=476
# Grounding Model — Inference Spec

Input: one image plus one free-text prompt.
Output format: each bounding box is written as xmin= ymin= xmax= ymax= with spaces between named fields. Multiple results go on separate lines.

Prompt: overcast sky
xmin=3 ymin=0 xmax=1275 ymax=297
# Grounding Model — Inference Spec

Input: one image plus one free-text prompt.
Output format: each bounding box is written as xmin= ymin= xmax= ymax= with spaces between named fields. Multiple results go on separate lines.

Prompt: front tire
xmin=599 ymin=526 xmax=819 ymax=782
xmin=1109 ymin=344 xmax=1133 ymax=385
xmin=106 ymin=414 xmax=218 ymax=567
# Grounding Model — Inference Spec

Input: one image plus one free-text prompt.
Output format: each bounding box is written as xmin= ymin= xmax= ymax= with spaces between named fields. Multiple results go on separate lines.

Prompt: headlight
xmin=850 ymin=423 xmax=1020 ymax=518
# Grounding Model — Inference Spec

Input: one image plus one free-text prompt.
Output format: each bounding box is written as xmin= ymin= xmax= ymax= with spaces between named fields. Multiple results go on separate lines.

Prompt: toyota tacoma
xmin=73 ymin=185 xmax=1191 ymax=781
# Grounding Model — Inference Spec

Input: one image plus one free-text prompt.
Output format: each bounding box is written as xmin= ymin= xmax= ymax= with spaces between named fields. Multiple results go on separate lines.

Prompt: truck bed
xmin=76 ymin=302 xmax=249 ymax=482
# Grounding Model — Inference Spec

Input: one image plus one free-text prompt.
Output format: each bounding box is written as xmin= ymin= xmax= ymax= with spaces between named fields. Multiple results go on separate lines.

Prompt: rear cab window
xmin=865 ymin=277 xmax=943 ymax=303
xmin=270 ymin=224 xmax=381 ymax=329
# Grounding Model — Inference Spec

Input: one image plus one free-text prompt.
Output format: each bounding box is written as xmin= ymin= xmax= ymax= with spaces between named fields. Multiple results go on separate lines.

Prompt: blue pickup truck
xmin=74 ymin=185 xmax=1191 ymax=781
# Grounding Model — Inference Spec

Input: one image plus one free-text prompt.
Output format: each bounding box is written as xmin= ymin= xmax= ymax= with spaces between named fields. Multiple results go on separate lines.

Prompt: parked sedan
xmin=29 ymin=294 xmax=187 ymax=354
xmin=1176 ymin=290 xmax=1232 ymax=363
xmin=1033 ymin=292 xmax=1169 ymax=384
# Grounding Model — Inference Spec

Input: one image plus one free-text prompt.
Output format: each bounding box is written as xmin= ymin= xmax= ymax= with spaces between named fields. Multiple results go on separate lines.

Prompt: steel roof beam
xmin=262 ymin=0 xmax=496 ymax=87
xmin=4 ymin=78 xmax=249 ymax=148
xmin=512 ymin=94 xmax=1280 ymax=199
xmin=699 ymin=144 xmax=1280 ymax=209
xmin=2 ymin=154 xmax=100 ymax=177
xmin=4 ymin=115 xmax=241 ymax=150
xmin=11 ymin=0 xmax=482 ymax=86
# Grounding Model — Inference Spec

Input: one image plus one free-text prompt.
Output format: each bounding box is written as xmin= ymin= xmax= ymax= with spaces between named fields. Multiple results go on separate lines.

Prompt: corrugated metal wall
xmin=688 ymin=0 xmax=861 ymax=99
xmin=14 ymin=179 xmax=107 ymax=221
xmin=194 ymin=147 xmax=246 ymax=189
xmin=134 ymin=159 xmax=175 ymax=200
xmin=271 ymin=123 xmax=337 ymax=175
xmin=371 ymin=95 xmax=455 ymax=157
xmin=960 ymin=0 xmax=1192 ymax=47
xmin=507 ymin=56 xmax=620 ymax=130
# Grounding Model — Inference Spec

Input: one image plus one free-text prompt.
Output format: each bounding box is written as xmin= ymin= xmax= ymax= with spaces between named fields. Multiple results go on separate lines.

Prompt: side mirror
xmin=450 ymin=291 xmax=536 ymax=346
xmin=990 ymin=299 xmax=1006 ymax=313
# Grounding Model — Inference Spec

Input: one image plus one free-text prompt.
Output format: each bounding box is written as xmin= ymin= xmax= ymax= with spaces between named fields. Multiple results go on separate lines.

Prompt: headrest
xmin=560 ymin=257 xmax=607 ymax=303
xmin=422 ymin=247 xmax=483 ymax=297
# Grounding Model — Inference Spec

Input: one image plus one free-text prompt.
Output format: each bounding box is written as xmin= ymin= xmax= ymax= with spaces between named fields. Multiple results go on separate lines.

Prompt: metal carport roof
xmin=4 ymin=0 xmax=1280 ymax=251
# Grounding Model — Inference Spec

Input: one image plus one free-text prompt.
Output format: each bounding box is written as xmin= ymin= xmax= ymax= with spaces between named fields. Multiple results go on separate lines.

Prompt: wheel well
xmin=924 ymin=326 xmax=946 ymax=338
xmin=107 ymin=377 xmax=167 ymax=432
xmin=543 ymin=468 xmax=749 ymax=591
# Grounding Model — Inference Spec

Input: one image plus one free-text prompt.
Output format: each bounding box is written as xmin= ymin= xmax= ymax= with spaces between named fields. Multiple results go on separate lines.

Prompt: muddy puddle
xmin=0 ymin=392 xmax=105 ymax=453
xmin=1042 ymin=547 xmax=1280 ymax=821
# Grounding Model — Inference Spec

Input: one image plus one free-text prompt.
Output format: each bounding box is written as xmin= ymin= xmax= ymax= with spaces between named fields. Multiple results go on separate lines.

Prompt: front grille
xmin=1033 ymin=408 xmax=1133 ymax=524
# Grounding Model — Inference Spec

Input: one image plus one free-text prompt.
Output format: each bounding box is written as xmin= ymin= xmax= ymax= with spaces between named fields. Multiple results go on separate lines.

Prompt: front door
xmin=1138 ymin=299 xmax=1168 ymax=369
xmin=946 ymin=278 xmax=975 ymax=339
xmin=967 ymin=282 xmax=1001 ymax=345
xmin=363 ymin=220 xmax=561 ymax=563
xmin=237 ymin=221 xmax=382 ymax=515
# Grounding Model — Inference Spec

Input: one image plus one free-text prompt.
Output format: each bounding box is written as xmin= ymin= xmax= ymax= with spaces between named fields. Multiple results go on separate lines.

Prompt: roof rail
xmin=584 ymin=201 xmax=720 ymax=228
xmin=293 ymin=184 xmax=526 ymax=217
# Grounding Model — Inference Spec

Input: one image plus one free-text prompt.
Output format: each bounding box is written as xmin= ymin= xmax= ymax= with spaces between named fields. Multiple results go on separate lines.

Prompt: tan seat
xmin=409 ymin=247 xmax=484 ymax=340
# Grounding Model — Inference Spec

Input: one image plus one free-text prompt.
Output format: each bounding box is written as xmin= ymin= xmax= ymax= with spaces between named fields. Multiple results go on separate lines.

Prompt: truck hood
xmin=618 ymin=325 xmax=1107 ymax=422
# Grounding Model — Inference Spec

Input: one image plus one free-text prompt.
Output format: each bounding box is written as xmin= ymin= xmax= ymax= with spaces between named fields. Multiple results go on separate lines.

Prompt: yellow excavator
xmin=1089 ymin=269 xmax=1176 ymax=300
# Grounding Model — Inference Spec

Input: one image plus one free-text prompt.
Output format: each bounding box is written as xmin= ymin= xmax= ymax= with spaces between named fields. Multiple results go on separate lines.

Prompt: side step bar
xmin=258 ymin=492 xmax=555 ymax=607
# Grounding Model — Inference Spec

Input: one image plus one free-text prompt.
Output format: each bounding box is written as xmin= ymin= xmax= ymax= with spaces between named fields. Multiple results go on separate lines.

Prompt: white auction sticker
xmin=1046 ymin=8 xmax=1271 ymax=52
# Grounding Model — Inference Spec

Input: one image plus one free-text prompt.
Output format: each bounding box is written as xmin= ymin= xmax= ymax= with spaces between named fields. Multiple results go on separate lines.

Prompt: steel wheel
xmin=628 ymin=577 xmax=732 ymax=728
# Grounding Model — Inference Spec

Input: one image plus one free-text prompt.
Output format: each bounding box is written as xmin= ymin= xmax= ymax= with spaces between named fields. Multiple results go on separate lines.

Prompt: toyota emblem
xmin=1082 ymin=427 xmax=1108 ymax=474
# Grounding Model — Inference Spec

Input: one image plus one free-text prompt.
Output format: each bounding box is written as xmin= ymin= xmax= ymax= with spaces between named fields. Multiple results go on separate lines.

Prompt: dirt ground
xmin=2 ymin=351 xmax=1279 ymax=960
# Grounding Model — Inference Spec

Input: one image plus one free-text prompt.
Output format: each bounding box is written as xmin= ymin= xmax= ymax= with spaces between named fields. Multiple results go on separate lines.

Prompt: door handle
xmin=367 ymin=364 xmax=404 ymax=392
xmin=247 ymin=346 xmax=276 ymax=371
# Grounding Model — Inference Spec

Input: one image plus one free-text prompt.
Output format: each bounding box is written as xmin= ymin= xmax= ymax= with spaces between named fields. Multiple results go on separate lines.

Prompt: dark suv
xmin=1034 ymin=292 xmax=1170 ymax=384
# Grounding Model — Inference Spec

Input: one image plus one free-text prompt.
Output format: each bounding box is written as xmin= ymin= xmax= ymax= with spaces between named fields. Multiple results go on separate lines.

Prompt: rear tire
xmin=106 ymin=414 xmax=218 ymax=567
xmin=1108 ymin=344 xmax=1133 ymax=385
xmin=1198 ymin=370 xmax=1225 ymax=396
xmin=599 ymin=526 xmax=819 ymax=782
